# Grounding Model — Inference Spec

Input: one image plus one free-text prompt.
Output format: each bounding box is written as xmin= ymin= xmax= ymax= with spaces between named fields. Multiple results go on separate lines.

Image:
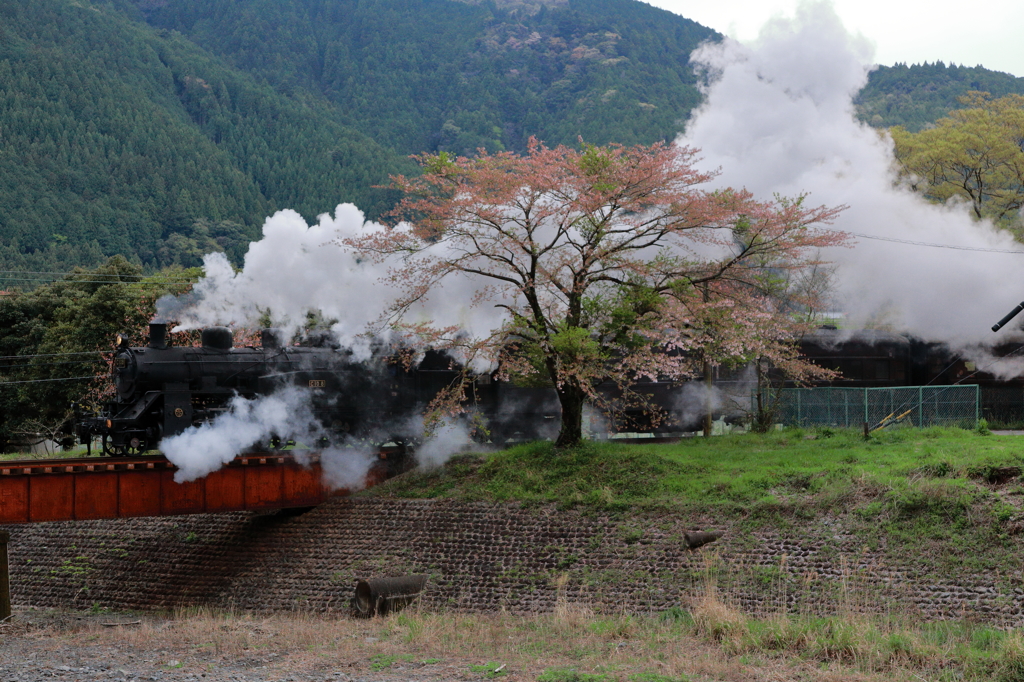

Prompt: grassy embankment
xmin=359 ymin=427 xmax=1024 ymax=680
xmin=0 ymin=444 xmax=92 ymax=460
xmin=374 ymin=427 xmax=1024 ymax=578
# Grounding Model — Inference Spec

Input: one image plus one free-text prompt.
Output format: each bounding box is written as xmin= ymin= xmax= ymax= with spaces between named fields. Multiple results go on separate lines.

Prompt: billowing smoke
xmin=161 ymin=386 xmax=325 ymax=483
xmin=671 ymin=373 xmax=754 ymax=430
xmin=155 ymin=204 xmax=506 ymax=364
xmin=320 ymin=444 xmax=377 ymax=491
xmin=680 ymin=1 xmax=1024 ymax=351
xmin=416 ymin=421 xmax=474 ymax=469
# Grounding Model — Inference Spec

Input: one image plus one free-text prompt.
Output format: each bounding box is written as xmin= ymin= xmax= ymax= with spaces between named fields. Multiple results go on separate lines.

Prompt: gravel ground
xmin=0 ymin=610 xmax=460 ymax=682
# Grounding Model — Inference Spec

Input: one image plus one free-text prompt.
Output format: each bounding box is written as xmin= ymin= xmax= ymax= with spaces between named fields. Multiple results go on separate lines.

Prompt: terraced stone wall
xmin=3 ymin=498 xmax=1022 ymax=624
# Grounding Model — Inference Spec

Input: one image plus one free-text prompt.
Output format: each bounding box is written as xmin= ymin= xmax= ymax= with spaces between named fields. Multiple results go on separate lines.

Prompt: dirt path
xmin=0 ymin=608 xmax=913 ymax=682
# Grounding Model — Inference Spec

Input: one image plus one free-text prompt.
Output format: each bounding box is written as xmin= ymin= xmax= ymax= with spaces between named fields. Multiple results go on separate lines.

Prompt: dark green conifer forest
xmin=856 ymin=61 xmax=1024 ymax=131
xmin=0 ymin=0 xmax=408 ymax=275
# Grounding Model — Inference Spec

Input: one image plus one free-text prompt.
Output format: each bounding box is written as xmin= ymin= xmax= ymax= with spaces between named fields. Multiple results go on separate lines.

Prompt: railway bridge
xmin=0 ymin=452 xmax=374 ymax=525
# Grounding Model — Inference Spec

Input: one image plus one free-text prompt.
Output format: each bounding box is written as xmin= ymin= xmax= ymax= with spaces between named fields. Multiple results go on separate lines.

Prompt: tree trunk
xmin=554 ymin=382 xmax=586 ymax=448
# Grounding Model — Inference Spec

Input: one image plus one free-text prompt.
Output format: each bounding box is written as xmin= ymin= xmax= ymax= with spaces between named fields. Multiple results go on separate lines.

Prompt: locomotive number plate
xmin=309 ymin=379 xmax=327 ymax=388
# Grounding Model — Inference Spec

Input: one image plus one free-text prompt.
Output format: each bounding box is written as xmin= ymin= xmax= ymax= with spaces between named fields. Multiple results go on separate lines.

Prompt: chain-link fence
xmin=980 ymin=386 xmax=1024 ymax=426
xmin=765 ymin=385 xmax=980 ymax=429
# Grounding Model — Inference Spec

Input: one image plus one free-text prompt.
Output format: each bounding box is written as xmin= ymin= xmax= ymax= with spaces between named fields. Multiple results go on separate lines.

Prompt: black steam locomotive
xmin=76 ymin=319 xmax=1024 ymax=457
xmin=75 ymin=321 xmax=709 ymax=456
xmin=75 ymin=322 xmax=456 ymax=455
xmin=76 ymin=322 xmax=579 ymax=456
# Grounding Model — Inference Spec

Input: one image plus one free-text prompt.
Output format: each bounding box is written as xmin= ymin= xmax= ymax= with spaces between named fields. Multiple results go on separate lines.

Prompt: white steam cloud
xmin=416 ymin=421 xmax=474 ymax=469
xmin=156 ymin=204 xmax=506 ymax=364
xmin=161 ymin=386 xmax=323 ymax=483
xmin=160 ymin=380 xmax=479 ymax=484
xmin=680 ymin=1 xmax=1024 ymax=350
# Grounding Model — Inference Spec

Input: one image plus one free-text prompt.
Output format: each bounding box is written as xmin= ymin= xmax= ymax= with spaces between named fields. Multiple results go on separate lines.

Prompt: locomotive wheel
xmin=101 ymin=436 xmax=123 ymax=457
xmin=101 ymin=434 xmax=148 ymax=457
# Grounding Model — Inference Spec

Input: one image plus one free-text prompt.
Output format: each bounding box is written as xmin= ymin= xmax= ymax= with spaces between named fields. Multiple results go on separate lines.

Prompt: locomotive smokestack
xmin=201 ymin=326 xmax=234 ymax=350
xmin=148 ymin=322 xmax=168 ymax=349
xmin=992 ymin=302 xmax=1024 ymax=332
xmin=261 ymin=328 xmax=283 ymax=349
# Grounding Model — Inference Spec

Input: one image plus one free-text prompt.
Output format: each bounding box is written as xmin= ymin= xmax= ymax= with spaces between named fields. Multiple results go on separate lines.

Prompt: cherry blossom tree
xmin=347 ymin=139 xmax=847 ymax=447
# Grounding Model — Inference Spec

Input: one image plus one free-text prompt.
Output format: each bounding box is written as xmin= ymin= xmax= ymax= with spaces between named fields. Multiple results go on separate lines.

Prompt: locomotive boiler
xmin=76 ymin=322 xmax=448 ymax=456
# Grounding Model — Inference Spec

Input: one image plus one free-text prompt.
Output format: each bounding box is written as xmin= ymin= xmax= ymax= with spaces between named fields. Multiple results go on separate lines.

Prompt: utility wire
xmin=0 ymin=361 xmax=109 ymax=371
xmin=0 ymin=375 xmax=99 ymax=386
xmin=851 ymin=232 xmax=1024 ymax=254
xmin=0 ymin=351 xmax=110 ymax=360
xmin=0 ymin=269 xmax=198 ymax=281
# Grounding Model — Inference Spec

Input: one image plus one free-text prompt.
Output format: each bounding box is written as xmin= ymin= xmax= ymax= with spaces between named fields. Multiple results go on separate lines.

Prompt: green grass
xmin=0 ymin=445 xmax=96 ymax=461
xmin=377 ymin=427 xmax=1023 ymax=511
xmin=373 ymin=606 xmax=1024 ymax=682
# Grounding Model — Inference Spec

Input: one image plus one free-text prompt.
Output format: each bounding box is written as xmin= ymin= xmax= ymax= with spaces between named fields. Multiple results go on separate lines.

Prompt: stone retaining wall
xmin=4 ymin=497 xmax=1022 ymax=624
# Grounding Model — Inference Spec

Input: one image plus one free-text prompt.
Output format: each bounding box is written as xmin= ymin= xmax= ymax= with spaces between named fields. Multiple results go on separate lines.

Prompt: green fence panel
xmin=765 ymin=385 xmax=979 ymax=429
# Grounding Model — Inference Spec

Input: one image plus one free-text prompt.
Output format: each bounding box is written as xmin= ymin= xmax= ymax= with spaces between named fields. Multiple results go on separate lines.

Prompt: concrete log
xmin=684 ymin=530 xmax=724 ymax=550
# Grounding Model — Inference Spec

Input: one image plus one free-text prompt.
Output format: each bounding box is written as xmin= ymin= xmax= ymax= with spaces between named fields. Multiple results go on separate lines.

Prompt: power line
xmin=0 ymin=276 xmax=196 ymax=286
xmin=0 ymin=375 xmax=99 ymax=386
xmin=0 ymin=351 xmax=109 ymax=360
xmin=851 ymin=232 xmax=1024 ymax=254
xmin=0 ymin=266 xmax=197 ymax=276
xmin=0 ymin=361 xmax=110 ymax=372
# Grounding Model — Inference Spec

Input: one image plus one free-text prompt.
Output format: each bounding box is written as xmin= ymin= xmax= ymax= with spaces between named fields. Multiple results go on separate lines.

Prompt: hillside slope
xmin=129 ymin=0 xmax=719 ymax=156
xmin=857 ymin=61 xmax=1024 ymax=131
xmin=0 ymin=0 xmax=407 ymax=274
xmin=3 ymin=0 xmax=1022 ymax=277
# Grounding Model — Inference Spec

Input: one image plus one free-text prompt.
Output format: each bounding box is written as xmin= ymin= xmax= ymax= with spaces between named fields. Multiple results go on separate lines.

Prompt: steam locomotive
xmin=76 ymin=322 xmax=585 ymax=456
xmin=76 ymin=320 xmax=1024 ymax=457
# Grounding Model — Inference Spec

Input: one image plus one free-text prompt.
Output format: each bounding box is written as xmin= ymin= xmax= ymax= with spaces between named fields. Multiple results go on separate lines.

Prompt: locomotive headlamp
xmin=116 ymin=333 xmax=129 ymax=349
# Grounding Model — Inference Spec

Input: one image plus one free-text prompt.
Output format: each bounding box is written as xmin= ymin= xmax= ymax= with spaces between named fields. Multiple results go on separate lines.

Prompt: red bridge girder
xmin=0 ymin=453 xmax=344 ymax=524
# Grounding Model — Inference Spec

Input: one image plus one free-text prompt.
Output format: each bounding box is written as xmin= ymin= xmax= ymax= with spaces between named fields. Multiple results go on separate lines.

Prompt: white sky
xmin=644 ymin=0 xmax=1024 ymax=78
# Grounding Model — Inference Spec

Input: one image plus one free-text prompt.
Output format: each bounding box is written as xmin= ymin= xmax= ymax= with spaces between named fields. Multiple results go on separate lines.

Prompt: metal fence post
xmin=0 ymin=530 xmax=10 ymax=622
xmin=975 ymin=385 xmax=980 ymax=425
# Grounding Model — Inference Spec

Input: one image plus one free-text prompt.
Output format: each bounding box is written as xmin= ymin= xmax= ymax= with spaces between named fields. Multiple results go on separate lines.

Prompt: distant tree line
xmin=857 ymin=61 xmax=1024 ymax=131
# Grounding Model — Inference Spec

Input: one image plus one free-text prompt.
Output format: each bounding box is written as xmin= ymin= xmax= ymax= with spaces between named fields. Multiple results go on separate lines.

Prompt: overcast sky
xmin=644 ymin=0 xmax=1024 ymax=78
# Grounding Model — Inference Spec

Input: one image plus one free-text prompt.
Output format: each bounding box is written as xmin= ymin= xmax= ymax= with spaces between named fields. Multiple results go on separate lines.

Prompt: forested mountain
xmin=127 ymin=0 xmax=717 ymax=155
xmin=0 ymin=0 xmax=410 ymax=276
xmin=0 ymin=0 xmax=717 ymax=278
xmin=2 ymin=0 xmax=1021 ymax=280
xmin=857 ymin=62 xmax=1024 ymax=131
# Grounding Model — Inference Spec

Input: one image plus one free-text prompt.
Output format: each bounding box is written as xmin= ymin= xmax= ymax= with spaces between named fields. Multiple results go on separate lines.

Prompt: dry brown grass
xmin=4 ymin=602 xmax=949 ymax=682
xmin=13 ymin=542 xmax=1019 ymax=682
xmin=10 ymin=557 xmax=1015 ymax=682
